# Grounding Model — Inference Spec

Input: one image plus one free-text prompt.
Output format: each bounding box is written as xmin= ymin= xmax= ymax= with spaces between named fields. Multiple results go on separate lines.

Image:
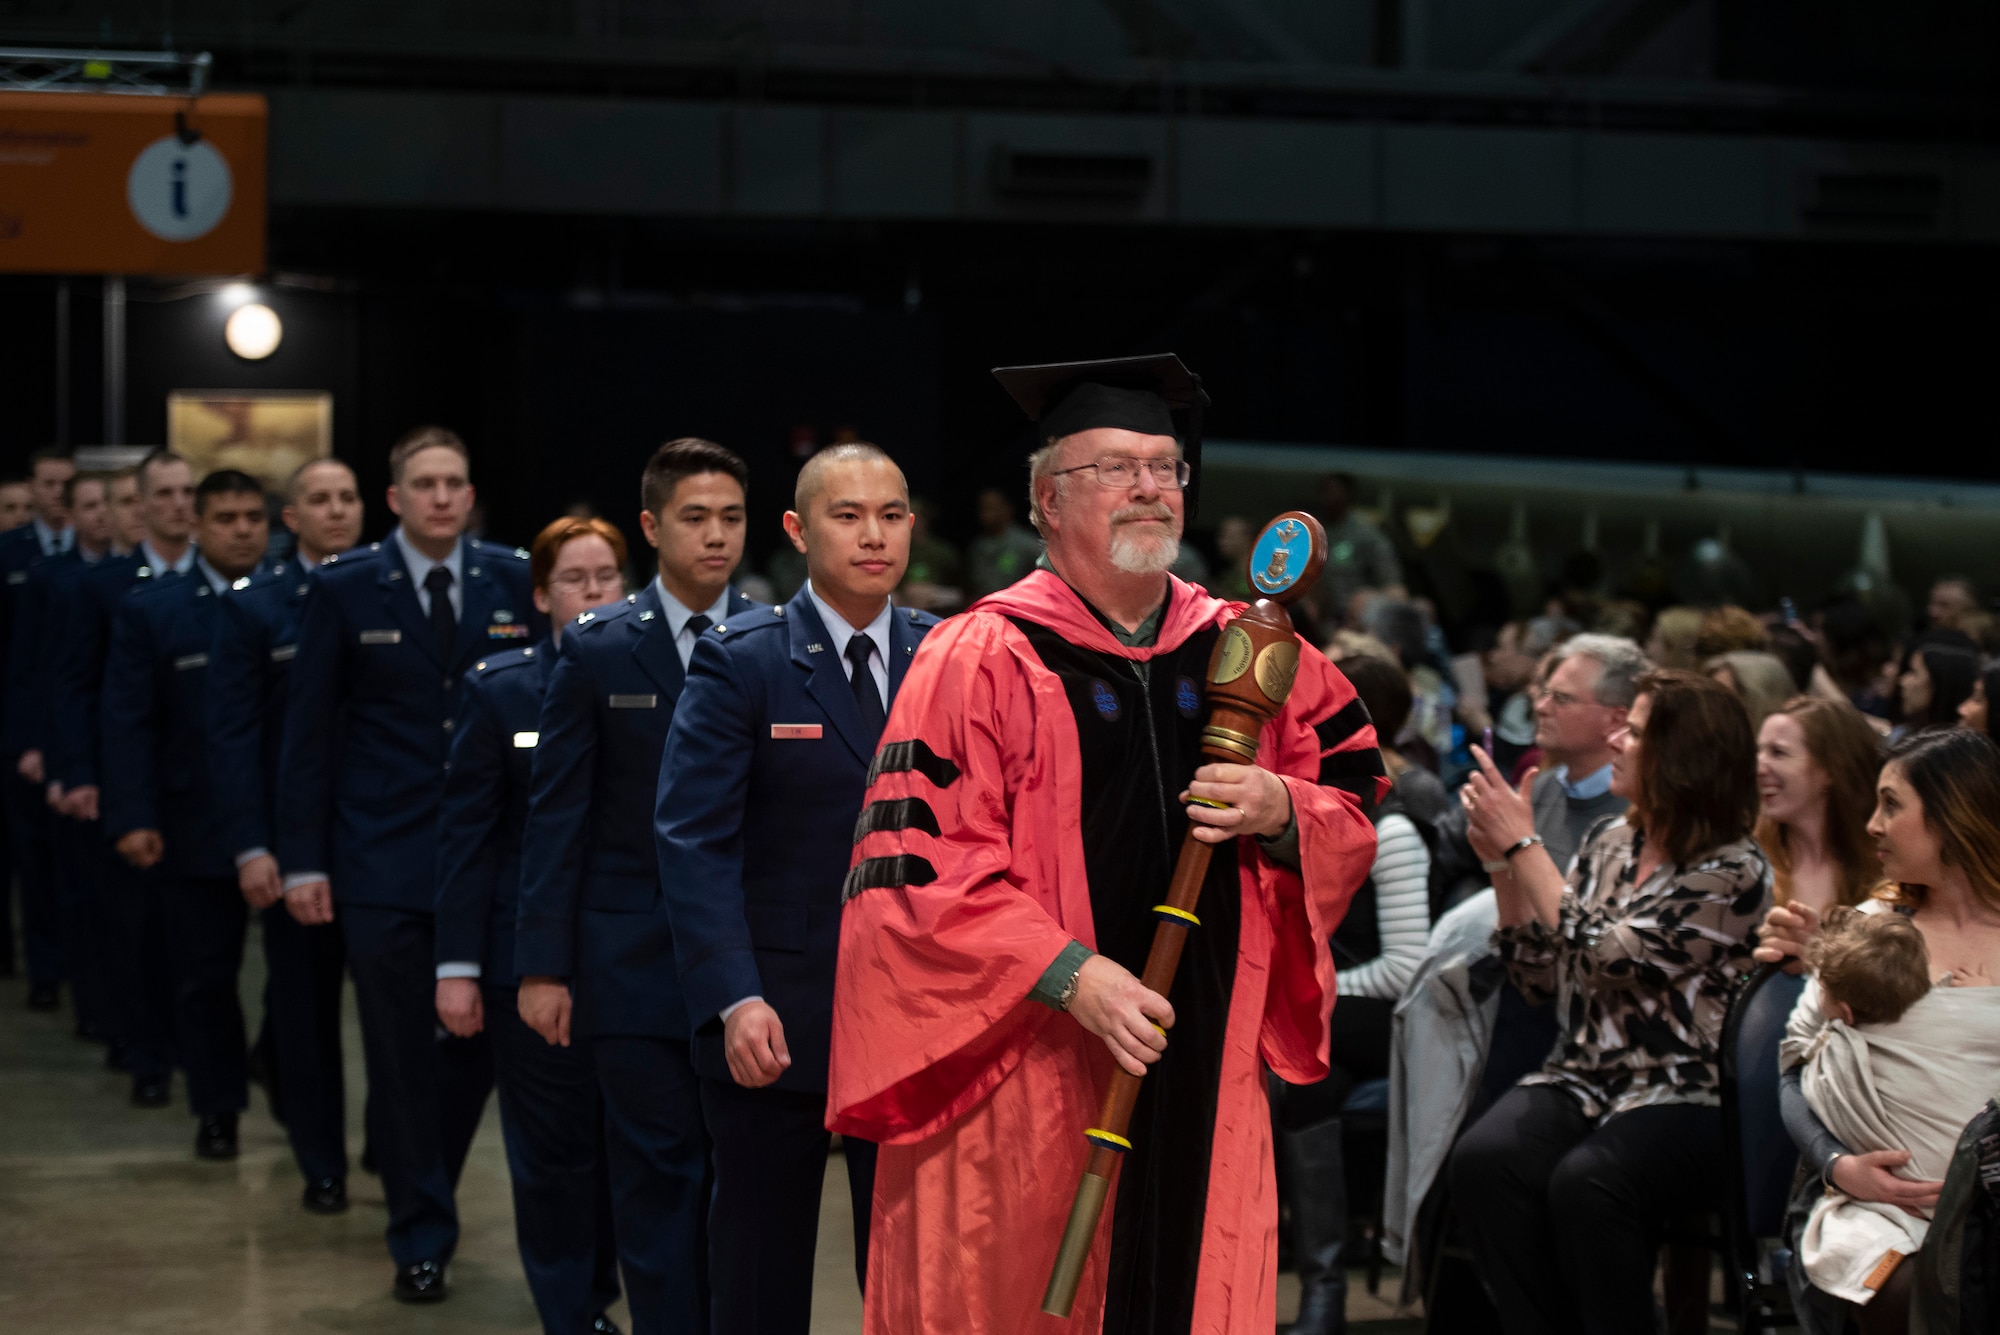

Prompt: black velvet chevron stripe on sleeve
xmin=852 ymin=796 xmax=942 ymax=844
xmin=865 ymin=738 xmax=963 ymax=790
xmin=840 ymin=853 xmax=939 ymax=904
xmin=1312 ymin=697 xmax=1372 ymax=753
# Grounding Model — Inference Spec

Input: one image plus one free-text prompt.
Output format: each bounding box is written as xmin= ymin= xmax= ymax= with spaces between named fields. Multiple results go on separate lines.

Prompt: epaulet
xmin=470 ymin=538 xmax=531 ymax=563
xmin=712 ymin=603 xmax=784 ymax=638
xmin=127 ymin=570 xmax=182 ymax=600
xmin=570 ymin=598 xmax=635 ymax=635
xmin=471 ymin=645 xmax=540 ymax=676
xmin=322 ymin=542 xmax=384 ymax=569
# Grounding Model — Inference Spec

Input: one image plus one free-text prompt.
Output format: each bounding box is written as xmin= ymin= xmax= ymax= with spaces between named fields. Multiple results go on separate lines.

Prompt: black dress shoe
xmin=130 ymin=1073 xmax=171 ymax=1107
xmin=393 ymin=1260 xmax=448 ymax=1303
xmin=195 ymin=1113 xmax=239 ymax=1160
xmin=301 ymin=1177 xmax=349 ymax=1214
xmin=25 ymin=982 xmax=58 ymax=1011
xmin=591 ymin=1316 xmax=624 ymax=1334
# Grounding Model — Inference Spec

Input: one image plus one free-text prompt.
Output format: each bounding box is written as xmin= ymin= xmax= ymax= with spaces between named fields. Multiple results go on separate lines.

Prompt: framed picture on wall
xmin=166 ymin=390 xmax=333 ymax=492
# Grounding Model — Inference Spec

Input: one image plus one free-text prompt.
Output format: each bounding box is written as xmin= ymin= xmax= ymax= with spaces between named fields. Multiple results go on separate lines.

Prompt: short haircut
xmin=529 ymin=515 xmax=630 ymax=592
xmin=1338 ymin=653 xmax=1413 ymax=747
xmin=1694 ymin=605 xmax=1769 ymax=660
xmin=286 ymin=456 xmax=355 ymax=503
xmin=136 ymin=448 xmax=191 ymax=490
xmin=195 ymin=469 xmax=266 ymax=514
xmin=1555 ymin=633 xmax=1652 ymax=708
xmin=794 ymin=442 xmax=900 ymax=512
xmin=1808 ymin=907 xmax=1931 ymax=1026
xmin=1933 ymin=574 xmax=1979 ymax=602
xmin=388 ymin=425 xmax=469 ymax=484
xmin=27 ymin=446 xmax=73 ymax=472
xmin=0 ymin=477 xmax=29 ymax=491
xmin=641 ymin=437 xmax=747 ymax=516
xmin=62 ymin=470 xmax=111 ymax=508
xmin=1519 ymin=615 xmax=1580 ymax=658
xmin=1629 ymin=668 xmax=1759 ymax=864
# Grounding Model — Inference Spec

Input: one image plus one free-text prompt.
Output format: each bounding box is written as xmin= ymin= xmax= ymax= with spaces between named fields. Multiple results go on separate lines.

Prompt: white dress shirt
xmin=139 ymin=540 xmax=196 ymax=577
xmin=33 ymin=517 xmax=73 ymax=557
xmin=650 ymin=576 xmax=732 ymax=671
xmin=393 ymin=526 xmax=464 ymax=619
xmin=805 ymin=581 xmax=891 ymax=713
xmin=194 ymin=556 xmax=232 ymax=596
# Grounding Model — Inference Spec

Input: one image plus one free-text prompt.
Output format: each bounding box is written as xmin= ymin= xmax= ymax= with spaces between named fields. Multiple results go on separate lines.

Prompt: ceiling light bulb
xmin=225 ymin=302 xmax=282 ymax=360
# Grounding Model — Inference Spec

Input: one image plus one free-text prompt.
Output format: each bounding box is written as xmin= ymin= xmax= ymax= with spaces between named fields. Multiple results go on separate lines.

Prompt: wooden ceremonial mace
xmin=1041 ymin=510 xmax=1327 ymax=1318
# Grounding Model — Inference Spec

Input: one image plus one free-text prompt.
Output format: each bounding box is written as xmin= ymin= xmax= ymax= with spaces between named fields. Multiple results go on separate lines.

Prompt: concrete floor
xmin=0 ymin=950 xmax=1424 ymax=1333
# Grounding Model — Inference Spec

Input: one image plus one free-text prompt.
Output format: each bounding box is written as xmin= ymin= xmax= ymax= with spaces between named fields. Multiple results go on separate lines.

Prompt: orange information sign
xmin=0 ymin=90 xmax=265 ymax=275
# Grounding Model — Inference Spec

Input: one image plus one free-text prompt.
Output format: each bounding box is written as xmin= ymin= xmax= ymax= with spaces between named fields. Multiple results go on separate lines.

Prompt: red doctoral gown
xmin=828 ymin=571 xmax=1382 ymax=1334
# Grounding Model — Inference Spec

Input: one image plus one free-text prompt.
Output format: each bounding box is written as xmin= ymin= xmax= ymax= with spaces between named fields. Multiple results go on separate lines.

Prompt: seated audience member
xmin=1766 ymin=622 xmax=1822 ymax=694
xmin=1956 ymin=661 xmax=2000 ymax=742
xmin=1484 ymin=616 xmax=1579 ymax=778
xmin=1893 ymin=639 xmax=1979 ymax=741
xmin=1787 ymin=909 xmax=2000 ymax=1314
xmin=1590 ymin=600 xmax=1647 ymax=644
xmin=1522 ymin=635 xmax=1650 ymax=870
xmin=1366 ymin=599 xmax=1455 ymax=771
xmin=897 ymin=497 xmax=965 ymax=612
xmin=1756 ymin=697 xmax=1885 ymax=917
xmin=1273 ymin=652 xmax=1436 ymax=1335
xmin=1759 ymin=728 xmax=2000 ymax=1335
xmin=1205 ymin=514 xmax=1253 ymax=602
xmin=964 ymin=486 xmax=1043 ymax=599
xmin=1695 ymin=604 xmax=1770 ymax=660
xmin=1708 ymin=650 xmax=1798 ymax=734
xmin=1925 ymin=576 xmax=1980 ymax=634
xmin=1646 ymin=606 xmax=1702 ymax=669
xmin=1450 ymin=670 xmax=1771 ymax=1335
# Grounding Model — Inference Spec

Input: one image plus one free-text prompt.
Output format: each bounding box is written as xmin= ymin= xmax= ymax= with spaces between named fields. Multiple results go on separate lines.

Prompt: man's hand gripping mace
xmin=1042 ymin=511 xmax=1327 ymax=1317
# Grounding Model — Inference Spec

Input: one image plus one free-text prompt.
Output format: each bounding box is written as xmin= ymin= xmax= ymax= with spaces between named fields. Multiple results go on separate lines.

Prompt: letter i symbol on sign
xmin=172 ymin=158 xmax=188 ymax=218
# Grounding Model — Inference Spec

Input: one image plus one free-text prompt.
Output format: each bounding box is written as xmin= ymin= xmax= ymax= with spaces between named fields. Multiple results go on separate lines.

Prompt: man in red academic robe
xmin=827 ymin=355 xmax=1384 ymax=1334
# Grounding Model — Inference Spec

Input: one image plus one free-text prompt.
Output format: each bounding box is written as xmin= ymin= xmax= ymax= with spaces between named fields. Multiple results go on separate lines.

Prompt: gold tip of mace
xmin=1040 ymin=1170 xmax=1111 ymax=1317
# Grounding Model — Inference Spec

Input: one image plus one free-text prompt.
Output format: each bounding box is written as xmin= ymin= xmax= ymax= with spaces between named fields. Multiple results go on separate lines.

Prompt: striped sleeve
xmin=1335 ymin=812 xmax=1433 ymax=1001
xmin=1309 ymin=671 xmax=1390 ymax=810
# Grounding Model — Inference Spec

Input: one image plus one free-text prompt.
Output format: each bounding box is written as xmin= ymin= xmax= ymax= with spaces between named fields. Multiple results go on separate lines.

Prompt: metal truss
xmin=0 ymin=46 xmax=211 ymax=96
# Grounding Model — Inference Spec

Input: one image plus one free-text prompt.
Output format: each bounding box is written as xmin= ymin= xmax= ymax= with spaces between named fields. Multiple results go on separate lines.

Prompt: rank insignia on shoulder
xmin=487 ymin=624 xmax=529 ymax=639
xmin=773 ymin=606 xmax=785 ymax=617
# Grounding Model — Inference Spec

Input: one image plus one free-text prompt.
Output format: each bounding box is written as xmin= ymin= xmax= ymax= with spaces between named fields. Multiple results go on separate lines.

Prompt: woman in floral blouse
xmin=1449 ymin=668 xmax=1773 ymax=1335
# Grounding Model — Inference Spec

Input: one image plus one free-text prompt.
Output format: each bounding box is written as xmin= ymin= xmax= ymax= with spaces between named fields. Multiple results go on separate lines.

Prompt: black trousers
xmin=592 ymin=1035 xmax=710 ymax=1335
xmin=1447 ymin=1084 xmax=1725 ymax=1335
xmin=164 ymin=874 xmax=250 ymax=1117
xmin=702 ymin=1078 xmax=875 ymax=1335
xmin=6 ymin=773 xmax=62 ymax=986
xmin=260 ymin=902 xmax=348 ymax=1182
xmin=107 ymin=859 xmax=174 ymax=1079
xmin=53 ymin=812 xmax=115 ymax=1035
xmin=486 ymin=984 xmax=621 ymax=1334
xmin=342 ymin=905 xmax=494 ymax=1267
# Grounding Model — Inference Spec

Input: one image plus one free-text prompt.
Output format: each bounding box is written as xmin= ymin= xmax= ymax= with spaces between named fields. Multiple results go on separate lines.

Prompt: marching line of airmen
xmin=2 ymin=429 xmax=935 ymax=1335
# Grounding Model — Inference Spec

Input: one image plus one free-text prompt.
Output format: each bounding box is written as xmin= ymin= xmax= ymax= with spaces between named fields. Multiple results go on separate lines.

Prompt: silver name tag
xmin=359 ymin=630 xmax=401 ymax=645
xmin=174 ymin=653 xmax=209 ymax=671
xmin=270 ymin=644 xmax=298 ymax=663
xmin=512 ymin=732 xmax=540 ymax=748
xmin=608 ymin=694 xmax=657 ymax=709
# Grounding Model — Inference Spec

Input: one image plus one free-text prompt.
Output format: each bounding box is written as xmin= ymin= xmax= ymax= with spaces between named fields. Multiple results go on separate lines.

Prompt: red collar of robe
xmin=969 ymin=567 xmax=1233 ymax=660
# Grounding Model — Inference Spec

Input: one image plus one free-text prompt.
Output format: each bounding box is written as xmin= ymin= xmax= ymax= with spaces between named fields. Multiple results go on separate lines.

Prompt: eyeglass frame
xmin=1046 ymin=455 xmax=1193 ymax=490
xmin=547 ymin=568 xmax=625 ymax=593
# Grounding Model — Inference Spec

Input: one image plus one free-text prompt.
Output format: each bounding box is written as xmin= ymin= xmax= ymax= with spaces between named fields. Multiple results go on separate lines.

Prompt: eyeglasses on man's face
xmin=1049 ymin=456 xmax=1192 ymax=490
xmin=549 ymin=568 xmax=623 ymax=593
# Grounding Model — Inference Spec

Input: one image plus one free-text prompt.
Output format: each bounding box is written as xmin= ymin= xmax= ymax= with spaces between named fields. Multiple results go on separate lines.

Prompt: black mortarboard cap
xmin=992 ymin=353 xmax=1211 ymax=517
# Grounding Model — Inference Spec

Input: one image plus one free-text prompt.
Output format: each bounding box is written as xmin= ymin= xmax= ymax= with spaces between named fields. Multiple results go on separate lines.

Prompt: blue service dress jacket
xmin=48 ymin=551 xmax=146 ymax=792
xmin=435 ymin=642 xmax=552 ymax=986
xmin=656 ymin=588 xmax=940 ymax=1092
xmin=275 ymin=536 xmax=541 ymax=914
xmin=100 ymin=566 xmax=261 ymax=881
xmin=515 ymin=581 xmax=760 ymax=1038
xmin=206 ymin=561 xmax=315 ymax=861
xmin=3 ymin=548 xmax=86 ymax=764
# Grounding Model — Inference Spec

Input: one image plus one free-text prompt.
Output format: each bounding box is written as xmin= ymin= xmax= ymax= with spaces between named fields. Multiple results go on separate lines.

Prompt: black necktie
xmin=684 ymin=614 xmax=712 ymax=664
xmin=846 ymin=635 xmax=885 ymax=744
xmin=425 ymin=565 xmax=457 ymax=658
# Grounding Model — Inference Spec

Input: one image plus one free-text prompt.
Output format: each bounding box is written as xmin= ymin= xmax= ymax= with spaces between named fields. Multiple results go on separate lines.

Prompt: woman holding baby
xmin=1758 ymin=726 xmax=2000 ymax=1333
xmin=1452 ymin=669 xmax=1772 ymax=1335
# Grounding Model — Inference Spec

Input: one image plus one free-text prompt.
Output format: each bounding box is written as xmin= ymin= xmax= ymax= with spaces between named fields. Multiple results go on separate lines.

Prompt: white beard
xmin=1109 ymin=526 xmax=1180 ymax=575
